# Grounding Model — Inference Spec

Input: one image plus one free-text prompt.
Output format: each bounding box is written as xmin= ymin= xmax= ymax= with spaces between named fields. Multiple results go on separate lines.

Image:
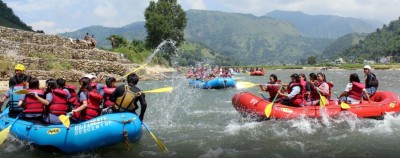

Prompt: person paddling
xmin=17 ymin=77 xmax=45 ymax=121
xmin=36 ymin=79 xmax=69 ymax=124
xmin=259 ymin=74 xmax=283 ymax=102
xmin=278 ymin=73 xmax=304 ymax=107
xmin=306 ymin=72 xmax=330 ymax=106
xmin=69 ymin=77 xmax=103 ymax=122
xmin=0 ymin=65 xmax=26 ymax=116
xmin=102 ymin=77 xmax=117 ymax=114
xmin=109 ymin=73 xmax=147 ymax=121
xmin=338 ymin=73 xmax=371 ymax=104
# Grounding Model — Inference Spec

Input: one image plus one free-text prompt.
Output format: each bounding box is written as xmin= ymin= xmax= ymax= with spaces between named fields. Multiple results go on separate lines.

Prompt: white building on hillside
xmin=334 ymin=58 xmax=346 ymax=64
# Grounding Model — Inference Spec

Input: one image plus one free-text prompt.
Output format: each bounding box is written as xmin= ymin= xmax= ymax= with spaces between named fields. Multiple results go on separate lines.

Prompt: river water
xmin=1 ymin=70 xmax=400 ymax=158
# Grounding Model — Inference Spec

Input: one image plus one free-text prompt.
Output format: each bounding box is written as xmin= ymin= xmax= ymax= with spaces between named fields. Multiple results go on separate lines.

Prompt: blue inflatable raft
xmin=0 ymin=107 xmax=142 ymax=153
xmin=189 ymin=77 xmax=236 ymax=89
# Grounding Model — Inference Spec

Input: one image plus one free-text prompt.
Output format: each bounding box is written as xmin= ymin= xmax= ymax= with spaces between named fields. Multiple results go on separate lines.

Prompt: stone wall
xmin=0 ymin=31 xmax=131 ymax=63
xmin=0 ymin=26 xmax=175 ymax=81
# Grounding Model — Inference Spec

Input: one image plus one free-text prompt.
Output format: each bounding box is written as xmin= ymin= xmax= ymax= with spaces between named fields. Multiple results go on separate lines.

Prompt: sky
xmin=3 ymin=0 xmax=400 ymax=34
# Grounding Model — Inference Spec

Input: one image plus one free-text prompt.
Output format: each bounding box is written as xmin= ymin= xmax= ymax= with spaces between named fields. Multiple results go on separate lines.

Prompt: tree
xmin=307 ymin=56 xmax=317 ymax=65
xmin=144 ymin=0 xmax=187 ymax=48
xmin=106 ymin=35 xmax=128 ymax=48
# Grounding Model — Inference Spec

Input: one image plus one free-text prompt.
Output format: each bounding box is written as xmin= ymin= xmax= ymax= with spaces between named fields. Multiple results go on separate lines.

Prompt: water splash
xmin=145 ymin=39 xmax=178 ymax=64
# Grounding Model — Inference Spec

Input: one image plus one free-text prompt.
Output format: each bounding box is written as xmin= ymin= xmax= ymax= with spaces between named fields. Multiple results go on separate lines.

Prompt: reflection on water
xmin=1 ymin=70 xmax=400 ymax=157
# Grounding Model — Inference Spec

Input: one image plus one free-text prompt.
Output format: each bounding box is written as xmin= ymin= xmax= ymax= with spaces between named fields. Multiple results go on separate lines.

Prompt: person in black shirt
xmin=363 ymin=65 xmax=378 ymax=97
xmin=109 ymin=73 xmax=147 ymax=121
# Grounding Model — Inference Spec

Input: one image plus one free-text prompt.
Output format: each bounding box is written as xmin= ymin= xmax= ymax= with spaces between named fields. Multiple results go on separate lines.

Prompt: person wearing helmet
xmin=9 ymin=64 xmax=27 ymax=88
xmin=363 ymin=65 xmax=378 ymax=97
xmin=0 ymin=64 xmax=27 ymax=116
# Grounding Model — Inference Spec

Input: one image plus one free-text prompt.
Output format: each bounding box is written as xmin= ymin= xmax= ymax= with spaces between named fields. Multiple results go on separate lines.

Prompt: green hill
xmin=340 ymin=17 xmax=400 ymax=62
xmin=61 ymin=10 xmax=383 ymax=65
xmin=320 ymin=33 xmax=367 ymax=60
xmin=184 ymin=10 xmax=333 ymax=65
xmin=265 ymin=10 xmax=378 ymax=38
xmin=0 ymin=0 xmax=32 ymax=31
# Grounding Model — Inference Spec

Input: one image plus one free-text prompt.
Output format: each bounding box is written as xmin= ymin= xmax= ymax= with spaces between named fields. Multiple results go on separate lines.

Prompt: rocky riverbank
xmin=0 ymin=26 xmax=177 ymax=83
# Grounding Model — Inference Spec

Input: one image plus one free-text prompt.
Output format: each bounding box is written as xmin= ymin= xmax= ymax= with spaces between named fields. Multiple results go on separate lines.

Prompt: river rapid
xmin=1 ymin=69 xmax=400 ymax=158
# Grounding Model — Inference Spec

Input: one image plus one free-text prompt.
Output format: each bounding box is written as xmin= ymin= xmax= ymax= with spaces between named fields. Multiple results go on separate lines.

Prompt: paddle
xmin=311 ymin=84 xmax=328 ymax=108
xmin=340 ymin=102 xmax=350 ymax=109
xmin=142 ymin=122 xmax=168 ymax=152
xmin=0 ymin=113 xmax=22 ymax=145
xmin=14 ymin=89 xmax=30 ymax=95
xmin=265 ymin=86 xmax=283 ymax=118
xmin=333 ymin=92 xmax=351 ymax=109
xmin=123 ymin=63 xmax=148 ymax=78
xmin=59 ymin=114 xmax=71 ymax=128
xmin=143 ymin=87 xmax=173 ymax=93
xmin=236 ymin=81 xmax=281 ymax=89
xmin=57 ymin=86 xmax=173 ymax=128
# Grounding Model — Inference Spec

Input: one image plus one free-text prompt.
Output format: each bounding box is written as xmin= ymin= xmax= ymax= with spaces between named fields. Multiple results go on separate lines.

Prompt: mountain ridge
xmin=59 ymin=9 xmax=379 ymax=65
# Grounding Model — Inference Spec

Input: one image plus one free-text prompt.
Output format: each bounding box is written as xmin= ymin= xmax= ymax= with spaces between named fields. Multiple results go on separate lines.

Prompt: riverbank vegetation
xmin=226 ymin=63 xmax=400 ymax=70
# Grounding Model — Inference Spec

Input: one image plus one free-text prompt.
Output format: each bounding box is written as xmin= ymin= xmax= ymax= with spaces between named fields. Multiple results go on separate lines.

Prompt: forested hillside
xmin=320 ymin=33 xmax=367 ymax=60
xmin=61 ymin=10 xmax=380 ymax=65
xmin=340 ymin=17 xmax=400 ymax=62
xmin=0 ymin=0 xmax=33 ymax=31
xmin=185 ymin=10 xmax=334 ymax=65
xmin=265 ymin=10 xmax=378 ymax=38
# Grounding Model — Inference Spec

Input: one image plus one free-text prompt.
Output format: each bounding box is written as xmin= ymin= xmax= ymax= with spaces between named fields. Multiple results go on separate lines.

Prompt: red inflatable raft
xmin=249 ymin=71 xmax=265 ymax=76
xmin=232 ymin=91 xmax=400 ymax=119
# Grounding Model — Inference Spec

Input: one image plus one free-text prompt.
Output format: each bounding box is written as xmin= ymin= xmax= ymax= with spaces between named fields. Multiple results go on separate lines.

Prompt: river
xmin=1 ymin=70 xmax=400 ymax=158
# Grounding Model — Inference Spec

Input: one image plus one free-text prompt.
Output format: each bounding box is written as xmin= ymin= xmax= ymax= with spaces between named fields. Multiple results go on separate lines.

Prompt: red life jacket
xmin=288 ymin=82 xmax=303 ymax=106
xmin=23 ymin=89 xmax=45 ymax=114
xmin=348 ymin=82 xmax=365 ymax=100
xmin=266 ymin=80 xmax=282 ymax=102
xmin=327 ymin=82 xmax=334 ymax=99
xmin=299 ymin=80 xmax=308 ymax=95
xmin=75 ymin=89 xmax=103 ymax=120
xmin=91 ymin=82 xmax=98 ymax=88
xmin=103 ymin=86 xmax=116 ymax=108
xmin=64 ymin=85 xmax=79 ymax=106
xmin=309 ymin=81 xmax=321 ymax=99
xmin=49 ymin=89 xmax=68 ymax=115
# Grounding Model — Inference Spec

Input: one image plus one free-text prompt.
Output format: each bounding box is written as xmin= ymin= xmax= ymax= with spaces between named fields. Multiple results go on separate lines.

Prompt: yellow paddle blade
xmin=319 ymin=95 xmax=327 ymax=108
xmin=142 ymin=123 xmax=168 ymax=152
xmin=340 ymin=102 xmax=350 ymax=109
xmin=123 ymin=63 xmax=148 ymax=78
xmin=236 ymin=81 xmax=258 ymax=89
xmin=264 ymin=102 xmax=273 ymax=118
xmin=150 ymin=132 xmax=169 ymax=152
xmin=14 ymin=89 xmax=29 ymax=94
xmin=0 ymin=125 xmax=11 ymax=145
xmin=143 ymin=87 xmax=173 ymax=93
xmin=59 ymin=114 xmax=70 ymax=128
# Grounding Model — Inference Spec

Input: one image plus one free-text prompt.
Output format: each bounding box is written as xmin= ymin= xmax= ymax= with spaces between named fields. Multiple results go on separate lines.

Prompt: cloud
xmin=93 ymin=3 xmax=118 ymax=19
xmin=179 ymin=0 xmax=207 ymax=10
xmin=29 ymin=20 xmax=75 ymax=34
xmin=29 ymin=20 xmax=55 ymax=30
xmin=209 ymin=0 xmax=399 ymax=23
xmin=4 ymin=0 xmax=399 ymax=34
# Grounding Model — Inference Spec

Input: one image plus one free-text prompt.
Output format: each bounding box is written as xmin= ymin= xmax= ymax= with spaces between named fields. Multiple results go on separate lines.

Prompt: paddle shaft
xmin=311 ymin=83 xmax=328 ymax=107
xmin=0 ymin=112 xmax=23 ymax=145
xmin=271 ymin=86 xmax=283 ymax=103
xmin=142 ymin=122 xmax=168 ymax=151
xmin=259 ymin=93 xmax=268 ymax=100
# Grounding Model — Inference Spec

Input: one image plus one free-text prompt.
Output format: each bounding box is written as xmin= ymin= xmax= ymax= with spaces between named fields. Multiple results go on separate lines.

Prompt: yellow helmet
xmin=15 ymin=64 xmax=26 ymax=71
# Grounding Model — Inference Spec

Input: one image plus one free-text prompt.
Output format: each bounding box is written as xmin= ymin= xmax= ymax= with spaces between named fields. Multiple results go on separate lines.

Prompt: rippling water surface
xmin=1 ymin=70 xmax=400 ymax=158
